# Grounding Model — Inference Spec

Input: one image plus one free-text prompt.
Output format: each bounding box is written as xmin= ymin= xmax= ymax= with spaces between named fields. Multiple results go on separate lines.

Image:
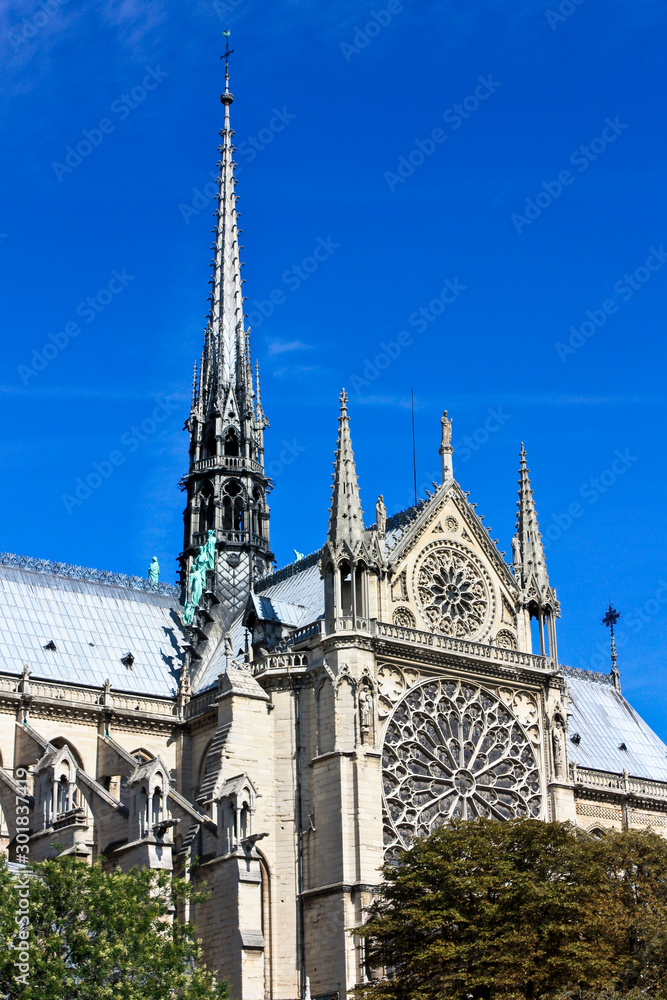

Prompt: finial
xmin=439 ymin=409 xmax=453 ymax=482
xmin=339 ymin=387 xmax=348 ymax=410
xmin=602 ymin=602 xmax=621 ymax=690
xmin=221 ymin=31 xmax=234 ymax=105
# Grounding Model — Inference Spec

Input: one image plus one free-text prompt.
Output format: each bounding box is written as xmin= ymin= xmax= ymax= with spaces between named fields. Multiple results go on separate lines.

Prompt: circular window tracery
xmin=413 ymin=542 xmax=492 ymax=638
xmin=382 ymin=677 xmax=542 ymax=861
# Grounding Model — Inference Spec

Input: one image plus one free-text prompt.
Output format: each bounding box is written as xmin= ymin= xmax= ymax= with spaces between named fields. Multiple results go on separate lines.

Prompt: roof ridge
xmin=255 ymin=548 xmax=321 ymax=592
xmin=0 ymin=552 xmax=179 ymax=598
xmin=561 ymin=663 xmax=614 ymax=687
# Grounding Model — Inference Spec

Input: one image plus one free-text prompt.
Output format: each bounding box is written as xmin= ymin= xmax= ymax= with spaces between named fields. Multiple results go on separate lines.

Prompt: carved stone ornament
xmin=494 ymin=628 xmax=518 ymax=650
xmin=382 ymin=677 xmax=542 ymax=861
xmin=413 ymin=541 xmax=493 ymax=639
xmin=392 ymin=606 xmax=416 ymax=628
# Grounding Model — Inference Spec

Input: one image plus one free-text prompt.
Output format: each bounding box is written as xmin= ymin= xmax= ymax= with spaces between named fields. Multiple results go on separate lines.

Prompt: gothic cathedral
xmin=1 ymin=54 xmax=666 ymax=1000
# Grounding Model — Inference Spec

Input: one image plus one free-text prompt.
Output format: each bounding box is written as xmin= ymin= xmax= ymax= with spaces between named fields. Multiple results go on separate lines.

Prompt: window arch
xmin=222 ymin=480 xmax=244 ymax=532
xmin=152 ymin=787 xmax=163 ymax=828
xmin=223 ymin=426 xmax=239 ymax=457
xmin=50 ymin=738 xmax=84 ymax=769
xmin=198 ymin=483 xmax=215 ymax=533
xmin=203 ymin=424 xmax=217 ymax=459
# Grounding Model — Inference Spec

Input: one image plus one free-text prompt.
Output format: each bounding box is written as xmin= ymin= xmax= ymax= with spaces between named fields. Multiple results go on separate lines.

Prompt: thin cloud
xmin=267 ymin=339 xmax=313 ymax=357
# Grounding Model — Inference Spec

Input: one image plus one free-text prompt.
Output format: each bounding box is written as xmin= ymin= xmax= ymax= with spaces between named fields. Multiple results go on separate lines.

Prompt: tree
xmin=0 ymin=855 xmax=229 ymax=1000
xmin=354 ymin=819 xmax=667 ymax=1000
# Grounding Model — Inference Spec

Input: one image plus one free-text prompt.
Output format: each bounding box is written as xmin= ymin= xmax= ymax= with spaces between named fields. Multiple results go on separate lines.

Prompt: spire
xmin=206 ymin=32 xmax=246 ymax=393
xmin=513 ymin=443 xmax=550 ymax=599
xmin=328 ymin=389 xmax=365 ymax=546
xmin=602 ymin=602 xmax=622 ymax=691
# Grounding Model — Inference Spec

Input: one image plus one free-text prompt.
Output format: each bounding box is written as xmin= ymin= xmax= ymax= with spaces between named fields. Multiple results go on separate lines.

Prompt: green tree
xmin=355 ymin=819 xmax=667 ymax=1000
xmin=0 ymin=855 xmax=229 ymax=1000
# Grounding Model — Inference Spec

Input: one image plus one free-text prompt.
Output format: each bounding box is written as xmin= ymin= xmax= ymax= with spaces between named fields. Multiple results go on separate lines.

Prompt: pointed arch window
xmin=222 ymin=480 xmax=244 ymax=532
xmin=56 ymin=775 xmax=70 ymax=815
xmin=199 ymin=483 xmax=215 ymax=533
xmin=223 ymin=427 xmax=239 ymax=457
xmin=152 ymin=788 xmax=163 ymax=828
xmin=203 ymin=424 xmax=217 ymax=459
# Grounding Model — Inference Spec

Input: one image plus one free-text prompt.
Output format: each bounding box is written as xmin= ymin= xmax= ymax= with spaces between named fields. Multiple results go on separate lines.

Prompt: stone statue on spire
xmin=439 ymin=410 xmax=453 ymax=481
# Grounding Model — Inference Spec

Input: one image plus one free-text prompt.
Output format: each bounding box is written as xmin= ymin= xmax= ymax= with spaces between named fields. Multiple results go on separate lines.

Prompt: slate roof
xmin=258 ymin=561 xmax=324 ymax=622
xmin=0 ymin=563 xmax=184 ymax=697
xmin=245 ymin=593 xmax=307 ymax=628
xmin=564 ymin=666 xmax=667 ymax=782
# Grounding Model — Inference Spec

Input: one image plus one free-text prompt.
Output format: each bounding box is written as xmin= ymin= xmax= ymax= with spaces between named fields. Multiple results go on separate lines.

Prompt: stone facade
xmin=1 ymin=55 xmax=667 ymax=1000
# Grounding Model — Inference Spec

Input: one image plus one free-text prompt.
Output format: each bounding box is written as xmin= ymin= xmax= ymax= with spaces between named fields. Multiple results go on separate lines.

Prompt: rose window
xmin=414 ymin=544 xmax=491 ymax=638
xmin=382 ymin=677 xmax=542 ymax=861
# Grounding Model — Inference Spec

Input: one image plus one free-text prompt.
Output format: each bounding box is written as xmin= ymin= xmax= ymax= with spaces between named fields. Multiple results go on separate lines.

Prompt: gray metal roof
xmin=564 ymin=667 xmax=667 ymax=781
xmin=246 ymin=593 xmax=307 ymax=627
xmin=260 ymin=562 xmax=324 ymax=622
xmin=0 ymin=564 xmax=184 ymax=697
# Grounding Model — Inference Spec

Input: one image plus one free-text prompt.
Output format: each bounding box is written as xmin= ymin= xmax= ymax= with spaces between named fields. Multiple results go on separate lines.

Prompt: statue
xmin=511 ymin=535 xmax=521 ymax=569
xmin=359 ymin=687 xmax=373 ymax=743
xmin=203 ymin=529 xmax=216 ymax=572
xmin=440 ymin=410 xmax=452 ymax=449
xmin=552 ymin=722 xmax=564 ymax=778
xmin=375 ymin=495 xmax=386 ymax=536
xmin=148 ymin=556 xmax=160 ymax=591
xmin=182 ymin=546 xmax=207 ymax=625
xmin=294 ymin=550 xmax=305 ymax=562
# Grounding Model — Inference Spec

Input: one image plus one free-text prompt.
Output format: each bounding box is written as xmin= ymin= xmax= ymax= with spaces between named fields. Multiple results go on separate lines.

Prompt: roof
xmin=564 ymin=667 xmax=667 ymax=781
xmin=245 ymin=593 xmax=307 ymax=628
xmin=0 ymin=563 xmax=185 ymax=698
xmin=260 ymin=561 xmax=324 ymax=623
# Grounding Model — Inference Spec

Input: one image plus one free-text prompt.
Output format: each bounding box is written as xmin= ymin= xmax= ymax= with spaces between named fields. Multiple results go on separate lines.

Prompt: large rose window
xmin=382 ymin=678 xmax=542 ymax=861
xmin=414 ymin=543 xmax=492 ymax=638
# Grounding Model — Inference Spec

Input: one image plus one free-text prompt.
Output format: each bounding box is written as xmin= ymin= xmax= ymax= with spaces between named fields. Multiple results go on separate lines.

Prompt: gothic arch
xmin=223 ymin=425 xmax=240 ymax=457
xmin=50 ymin=737 xmax=84 ymax=770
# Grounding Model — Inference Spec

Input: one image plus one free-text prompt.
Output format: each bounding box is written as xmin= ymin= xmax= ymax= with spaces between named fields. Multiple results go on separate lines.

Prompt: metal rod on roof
xmin=411 ymin=389 xmax=417 ymax=507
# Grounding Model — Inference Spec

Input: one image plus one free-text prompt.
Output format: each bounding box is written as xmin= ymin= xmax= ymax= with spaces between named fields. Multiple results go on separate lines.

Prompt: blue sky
xmin=1 ymin=0 xmax=666 ymax=739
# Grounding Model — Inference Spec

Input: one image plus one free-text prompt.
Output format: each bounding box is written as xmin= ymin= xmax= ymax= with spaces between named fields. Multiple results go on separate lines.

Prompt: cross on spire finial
xmin=602 ymin=601 xmax=622 ymax=690
xmin=221 ymin=31 xmax=234 ymax=103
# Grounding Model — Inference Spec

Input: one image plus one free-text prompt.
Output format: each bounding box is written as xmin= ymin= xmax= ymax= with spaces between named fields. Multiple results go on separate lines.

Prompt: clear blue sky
xmin=2 ymin=0 xmax=666 ymax=739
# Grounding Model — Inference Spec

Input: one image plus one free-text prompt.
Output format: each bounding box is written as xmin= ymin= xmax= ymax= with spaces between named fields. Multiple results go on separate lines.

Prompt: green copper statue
xmin=182 ymin=545 xmax=209 ymax=625
xmin=204 ymin=529 xmax=216 ymax=571
xmin=148 ymin=556 xmax=160 ymax=591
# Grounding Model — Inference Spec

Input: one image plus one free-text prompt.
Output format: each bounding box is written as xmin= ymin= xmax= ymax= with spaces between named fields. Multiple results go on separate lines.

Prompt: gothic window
xmin=340 ymin=561 xmax=353 ymax=617
xmin=223 ymin=427 xmax=239 ymax=457
xmin=222 ymin=480 xmax=243 ymax=532
xmin=382 ymin=677 xmax=541 ymax=863
xmin=152 ymin=788 xmax=163 ymax=828
xmin=252 ymin=487 xmax=263 ymax=536
xmin=138 ymin=787 xmax=148 ymax=837
xmin=413 ymin=542 xmax=493 ymax=639
xmin=198 ymin=483 xmax=214 ymax=533
xmin=355 ymin=562 xmax=367 ymax=617
xmin=203 ymin=425 xmax=217 ymax=459
xmin=56 ymin=775 xmax=69 ymax=815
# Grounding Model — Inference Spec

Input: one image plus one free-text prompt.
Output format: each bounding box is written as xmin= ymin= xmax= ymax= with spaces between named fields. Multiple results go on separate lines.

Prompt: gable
xmin=385 ymin=483 xmax=521 ymax=646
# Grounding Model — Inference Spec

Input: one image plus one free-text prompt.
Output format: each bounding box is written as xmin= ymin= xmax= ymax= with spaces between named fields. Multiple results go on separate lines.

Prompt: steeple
xmin=328 ymin=390 xmax=364 ymax=546
xmin=512 ymin=443 xmax=559 ymax=659
xmin=513 ymin=443 xmax=549 ymax=598
xmin=179 ymin=39 xmax=273 ymax=633
xmin=209 ymin=37 xmax=245 ymax=391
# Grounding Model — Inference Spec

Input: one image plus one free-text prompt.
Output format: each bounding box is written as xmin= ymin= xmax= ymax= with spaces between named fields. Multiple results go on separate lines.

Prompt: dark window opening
xmin=223 ymin=427 xmax=239 ymax=457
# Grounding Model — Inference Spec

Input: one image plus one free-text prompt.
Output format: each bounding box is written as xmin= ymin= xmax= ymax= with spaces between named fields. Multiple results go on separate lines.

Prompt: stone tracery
xmin=413 ymin=542 xmax=492 ymax=638
xmin=382 ymin=677 xmax=542 ymax=861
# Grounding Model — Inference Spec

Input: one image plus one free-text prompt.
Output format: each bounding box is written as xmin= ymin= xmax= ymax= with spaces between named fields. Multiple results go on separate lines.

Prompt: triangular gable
xmin=387 ymin=480 xmax=519 ymax=596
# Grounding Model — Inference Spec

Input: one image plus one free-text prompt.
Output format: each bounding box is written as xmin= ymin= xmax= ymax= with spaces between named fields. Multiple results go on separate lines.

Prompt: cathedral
xmin=2 ymin=52 xmax=667 ymax=1000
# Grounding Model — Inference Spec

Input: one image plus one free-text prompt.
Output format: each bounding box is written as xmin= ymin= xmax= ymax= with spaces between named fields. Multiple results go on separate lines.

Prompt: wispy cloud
xmin=267 ymin=338 xmax=313 ymax=357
